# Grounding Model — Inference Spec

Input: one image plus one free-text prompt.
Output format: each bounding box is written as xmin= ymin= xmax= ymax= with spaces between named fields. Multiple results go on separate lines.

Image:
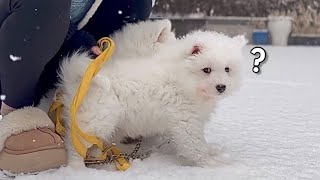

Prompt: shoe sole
xmin=0 ymin=148 xmax=67 ymax=175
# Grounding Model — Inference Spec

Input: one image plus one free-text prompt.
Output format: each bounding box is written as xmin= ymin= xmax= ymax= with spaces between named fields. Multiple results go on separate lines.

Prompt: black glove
xmin=62 ymin=22 xmax=98 ymax=56
xmin=67 ymin=30 xmax=97 ymax=52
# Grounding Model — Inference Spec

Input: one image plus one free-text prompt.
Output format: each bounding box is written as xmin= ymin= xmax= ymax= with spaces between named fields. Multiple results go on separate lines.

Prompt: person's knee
xmin=1 ymin=67 xmax=43 ymax=108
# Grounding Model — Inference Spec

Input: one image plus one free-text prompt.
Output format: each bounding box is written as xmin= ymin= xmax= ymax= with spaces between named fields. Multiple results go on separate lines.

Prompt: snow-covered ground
xmin=1 ymin=46 xmax=320 ymax=180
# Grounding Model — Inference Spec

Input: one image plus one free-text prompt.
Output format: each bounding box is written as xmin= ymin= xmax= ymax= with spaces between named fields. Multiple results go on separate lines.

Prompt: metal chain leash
xmin=129 ymin=139 xmax=171 ymax=160
xmin=120 ymin=138 xmax=143 ymax=159
xmin=85 ymin=138 xmax=171 ymax=166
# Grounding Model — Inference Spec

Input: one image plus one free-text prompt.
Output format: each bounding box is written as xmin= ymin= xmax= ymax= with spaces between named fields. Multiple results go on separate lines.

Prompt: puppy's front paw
xmin=208 ymin=146 xmax=223 ymax=156
xmin=208 ymin=146 xmax=232 ymax=163
xmin=199 ymin=158 xmax=220 ymax=168
xmin=198 ymin=153 xmax=233 ymax=168
xmin=67 ymin=155 xmax=86 ymax=170
xmin=68 ymin=161 xmax=86 ymax=170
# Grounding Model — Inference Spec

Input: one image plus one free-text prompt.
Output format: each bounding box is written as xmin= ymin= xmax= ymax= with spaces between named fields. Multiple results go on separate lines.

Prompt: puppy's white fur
xmin=65 ymin=19 xmax=176 ymax=84
xmin=58 ymin=20 xmax=246 ymax=168
xmin=110 ymin=19 xmax=176 ymax=59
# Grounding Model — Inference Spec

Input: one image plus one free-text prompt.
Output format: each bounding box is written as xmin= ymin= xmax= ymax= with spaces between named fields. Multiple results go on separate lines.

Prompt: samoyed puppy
xmin=58 ymin=24 xmax=246 ymax=168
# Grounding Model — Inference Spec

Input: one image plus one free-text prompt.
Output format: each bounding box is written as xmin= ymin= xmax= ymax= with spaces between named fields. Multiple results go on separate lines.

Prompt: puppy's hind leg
xmin=64 ymin=132 xmax=87 ymax=169
xmin=64 ymin=113 xmax=120 ymax=170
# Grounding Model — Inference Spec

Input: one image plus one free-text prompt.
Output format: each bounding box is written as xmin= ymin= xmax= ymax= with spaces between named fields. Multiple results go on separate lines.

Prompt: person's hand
xmin=91 ymin=46 xmax=102 ymax=56
xmin=65 ymin=29 xmax=102 ymax=57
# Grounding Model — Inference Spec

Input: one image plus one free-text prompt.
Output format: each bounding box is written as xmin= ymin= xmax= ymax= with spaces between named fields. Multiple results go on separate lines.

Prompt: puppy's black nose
xmin=216 ymin=84 xmax=226 ymax=93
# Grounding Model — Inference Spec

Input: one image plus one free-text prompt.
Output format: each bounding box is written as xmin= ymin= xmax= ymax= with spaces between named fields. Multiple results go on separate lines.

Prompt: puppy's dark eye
xmin=225 ymin=67 xmax=230 ymax=73
xmin=202 ymin=67 xmax=212 ymax=74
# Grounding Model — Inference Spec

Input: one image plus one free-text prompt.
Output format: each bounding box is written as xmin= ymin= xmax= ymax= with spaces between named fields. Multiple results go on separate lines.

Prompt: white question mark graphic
xmin=250 ymin=47 xmax=267 ymax=73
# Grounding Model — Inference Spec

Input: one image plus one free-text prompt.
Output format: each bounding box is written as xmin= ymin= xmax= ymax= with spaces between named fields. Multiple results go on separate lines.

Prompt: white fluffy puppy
xmin=59 ymin=29 xmax=246 ymax=168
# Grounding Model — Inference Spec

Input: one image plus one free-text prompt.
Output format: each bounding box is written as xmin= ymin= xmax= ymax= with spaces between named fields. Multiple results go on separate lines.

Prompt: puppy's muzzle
xmin=216 ymin=84 xmax=226 ymax=93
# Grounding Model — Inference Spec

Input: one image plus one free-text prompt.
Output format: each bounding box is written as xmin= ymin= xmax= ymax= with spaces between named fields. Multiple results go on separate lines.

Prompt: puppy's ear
xmin=233 ymin=35 xmax=248 ymax=48
xmin=157 ymin=27 xmax=171 ymax=43
xmin=155 ymin=20 xmax=176 ymax=43
xmin=190 ymin=44 xmax=203 ymax=56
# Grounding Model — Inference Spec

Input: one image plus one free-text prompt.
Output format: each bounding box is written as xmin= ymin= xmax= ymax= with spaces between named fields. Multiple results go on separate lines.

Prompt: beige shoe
xmin=0 ymin=107 xmax=67 ymax=175
xmin=0 ymin=128 xmax=67 ymax=174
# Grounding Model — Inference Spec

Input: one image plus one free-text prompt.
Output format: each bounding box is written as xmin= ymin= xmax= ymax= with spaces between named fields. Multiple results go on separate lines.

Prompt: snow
xmin=0 ymin=95 xmax=5 ymax=101
xmin=1 ymin=46 xmax=320 ymax=179
xmin=9 ymin=55 xmax=22 ymax=62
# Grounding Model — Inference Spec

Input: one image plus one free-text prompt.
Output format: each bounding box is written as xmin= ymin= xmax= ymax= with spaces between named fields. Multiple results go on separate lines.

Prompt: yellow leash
xmin=49 ymin=37 xmax=130 ymax=171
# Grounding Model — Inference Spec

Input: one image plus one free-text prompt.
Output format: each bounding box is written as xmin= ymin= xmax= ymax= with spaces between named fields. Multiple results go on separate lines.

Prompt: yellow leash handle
xmin=98 ymin=146 xmax=131 ymax=171
xmin=111 ymin=147 xmax=131 ymax=170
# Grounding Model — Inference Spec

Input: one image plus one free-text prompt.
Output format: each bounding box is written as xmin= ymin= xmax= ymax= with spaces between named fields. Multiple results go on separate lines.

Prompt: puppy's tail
xmin=58 ymin=51 xmax=92 ymax=87
xmin=58 ymin=51 xmax=112 ymax=95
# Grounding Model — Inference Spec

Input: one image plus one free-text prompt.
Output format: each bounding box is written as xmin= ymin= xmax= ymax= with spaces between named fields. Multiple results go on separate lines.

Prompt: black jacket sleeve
xmin=65 ymin=22 xmax=97 ymax=52
xmin=66 ymin=0 xmax=153 ymax=48
xmin=81 ymin=0 xmax=153 ymax=40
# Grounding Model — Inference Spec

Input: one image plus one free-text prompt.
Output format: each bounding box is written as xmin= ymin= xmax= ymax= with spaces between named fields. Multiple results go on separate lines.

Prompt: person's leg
xmin=0 ymin=0 xmax=71 ymax=174
xmin=0 ymin=0 xmax=9 ymax=114
xmin=0 ymin=0 xmax=70 ymax=114
xmin=0 ymin=82 xmax=1 ymax=109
